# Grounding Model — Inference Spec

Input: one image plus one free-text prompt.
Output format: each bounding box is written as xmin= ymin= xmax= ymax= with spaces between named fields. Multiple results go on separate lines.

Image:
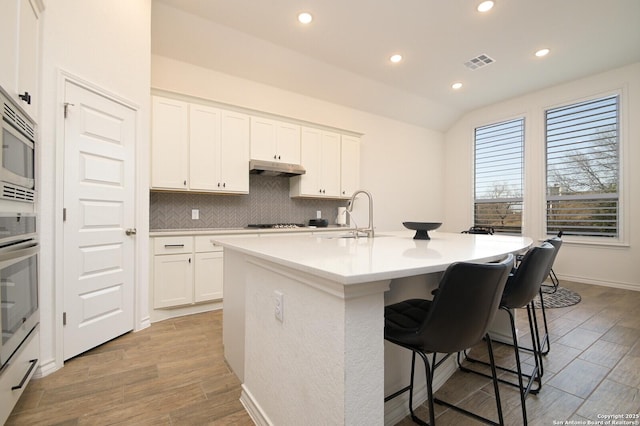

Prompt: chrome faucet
xmin=346 ymin=190 xmax=374 ymax=238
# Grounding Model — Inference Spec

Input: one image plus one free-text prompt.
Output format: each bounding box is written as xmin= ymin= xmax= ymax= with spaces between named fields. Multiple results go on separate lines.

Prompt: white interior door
xmin=63 ymin=81 xmax=136 ymax=360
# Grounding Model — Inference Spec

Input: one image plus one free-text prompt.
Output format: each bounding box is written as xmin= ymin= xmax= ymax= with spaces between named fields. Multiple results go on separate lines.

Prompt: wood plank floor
xmin=7 ymin=280 xmax=640 ymax=425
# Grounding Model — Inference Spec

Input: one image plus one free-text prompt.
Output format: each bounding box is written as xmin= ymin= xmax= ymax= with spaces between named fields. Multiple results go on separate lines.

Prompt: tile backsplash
xmin=150 ymin=175 xmax=347 ymax=229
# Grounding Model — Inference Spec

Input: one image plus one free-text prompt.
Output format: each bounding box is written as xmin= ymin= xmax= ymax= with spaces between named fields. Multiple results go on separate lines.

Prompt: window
xmin=545 ymin=95 xmax=619 ymax=238
xmin=474 ymin=118 xmax=524 ymax=234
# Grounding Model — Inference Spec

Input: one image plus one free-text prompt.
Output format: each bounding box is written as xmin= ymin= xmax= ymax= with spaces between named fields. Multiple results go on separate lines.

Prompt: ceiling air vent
xmin=464 ymin=54 xmax=495 ymax=70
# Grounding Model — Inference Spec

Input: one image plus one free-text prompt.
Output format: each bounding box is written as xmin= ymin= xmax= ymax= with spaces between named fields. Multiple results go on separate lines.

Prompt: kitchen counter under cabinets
xmin=149 ymin=227 xmax=350 ymax=322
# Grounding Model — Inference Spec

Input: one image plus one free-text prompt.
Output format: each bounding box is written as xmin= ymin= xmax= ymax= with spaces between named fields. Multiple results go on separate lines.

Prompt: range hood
xmin=249 ymin=159 xmax=306 ymax=177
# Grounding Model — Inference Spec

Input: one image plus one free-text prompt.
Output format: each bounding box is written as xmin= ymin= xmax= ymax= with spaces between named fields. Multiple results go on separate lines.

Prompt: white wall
xmin=38 ymin=0 xmax=151 ymax=374
xmin=151 ymin=55 xmax=446 ymax=232
xmin=444 ymin=63 xmax=640 ymax=290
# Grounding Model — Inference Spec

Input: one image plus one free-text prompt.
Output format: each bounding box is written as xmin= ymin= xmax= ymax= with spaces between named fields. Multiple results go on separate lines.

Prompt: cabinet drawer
xmin=154 ymin=236 xmax=193 ymax=255
xmin=0 ymin=328 xmax=39 ymax=425
xmin=195 ymin=236 xmax=224 ymax=253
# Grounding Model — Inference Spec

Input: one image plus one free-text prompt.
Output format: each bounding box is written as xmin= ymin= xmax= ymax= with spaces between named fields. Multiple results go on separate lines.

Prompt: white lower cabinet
xmin=194 ymin=236 xmax=224 ymax=302
xmin=0 ymin=328 xmax=39 ymax=425
xmin=153 ymin=253 xmax=193 ymax=308
xmin=153 ymin=236 xmax=224 ymax=309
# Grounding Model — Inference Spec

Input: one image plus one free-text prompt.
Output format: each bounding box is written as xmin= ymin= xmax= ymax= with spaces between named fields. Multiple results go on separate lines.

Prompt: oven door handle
xmin=0 ymin=242 xmax=39 ymax=261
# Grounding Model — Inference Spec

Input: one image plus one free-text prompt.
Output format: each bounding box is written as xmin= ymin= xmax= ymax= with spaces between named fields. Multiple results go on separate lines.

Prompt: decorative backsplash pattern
xmin=150 ymin=175 xmax=347 ymax=229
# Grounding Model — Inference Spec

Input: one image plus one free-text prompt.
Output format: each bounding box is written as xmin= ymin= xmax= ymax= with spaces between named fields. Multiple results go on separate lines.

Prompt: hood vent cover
xmin=249 ymin=159 xmax=306 ymax=177
xmin=464 ymin=54 xmax=495 ymax=70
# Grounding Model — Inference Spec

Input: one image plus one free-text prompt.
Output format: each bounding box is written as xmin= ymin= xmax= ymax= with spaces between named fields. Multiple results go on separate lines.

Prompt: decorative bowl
xmin=402 ymin=222 xmax=442 ymax=240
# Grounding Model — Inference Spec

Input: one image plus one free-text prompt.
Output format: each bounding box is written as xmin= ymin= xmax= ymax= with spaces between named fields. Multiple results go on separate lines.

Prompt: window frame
xmin=543 ymin=89 xmax=628 ymax=246
xmin=473 ymin=116 xmax=526 ymax=235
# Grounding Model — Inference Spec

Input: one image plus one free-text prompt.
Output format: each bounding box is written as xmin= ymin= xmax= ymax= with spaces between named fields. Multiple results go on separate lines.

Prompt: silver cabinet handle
xmin=125 ymin=228 xmax=137 ymax=236
xmin=164 ymin=244 xmax=184 ymax=248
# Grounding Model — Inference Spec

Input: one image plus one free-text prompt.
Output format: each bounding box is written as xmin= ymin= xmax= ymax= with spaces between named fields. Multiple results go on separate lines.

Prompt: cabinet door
xmin=0 ymin=0 xmax=19 ymax=95
xmin=151 ymin=97 xmax=189 ymax=190
xmin=276 ymin=122 xmax=301 ymax=164
xmin=340 ymin=135 xmax=360 ymax=198
xmin=16 ymin=0 xmax=39 ymax=118
xmin=220 ymin=110 xmax=250 ymax=193
xmin=190 ymin=104 xmax=221 ymax=191
xmin=153 ymin=253 xmax=193 ymax=308
xmin=194 ymin=252 xmax=224 ymax=302
xmin=320 ymin=131 xmax=341 ymax=197
xmin=250 ymin=116 xmax=276 ymax=161
xmin=292 ymin=126 xmax=322 ymax=196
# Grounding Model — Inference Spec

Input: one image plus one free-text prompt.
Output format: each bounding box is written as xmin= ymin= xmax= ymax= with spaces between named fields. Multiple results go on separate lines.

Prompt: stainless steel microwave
xmin=0 ymin=88 xmax=35 ymax=203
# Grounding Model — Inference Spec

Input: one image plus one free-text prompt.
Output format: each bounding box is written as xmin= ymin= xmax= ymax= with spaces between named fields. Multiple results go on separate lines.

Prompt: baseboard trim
xmin=240 ymin=385 xmax=272 ymax=426
xmin=35 ymin=358 xmax=62 ymax=378
xmin=557 ymin=275 xmax=639 ymax=292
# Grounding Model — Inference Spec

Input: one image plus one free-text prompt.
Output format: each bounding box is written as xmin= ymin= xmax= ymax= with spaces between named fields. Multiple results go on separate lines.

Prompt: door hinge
xmin=63 ymin=208 xmax=67 ymax=221
xmin=64 ymin=102 xmax=74 ymax=118
xmin=63 ymin=312 xmax=67 ymax=326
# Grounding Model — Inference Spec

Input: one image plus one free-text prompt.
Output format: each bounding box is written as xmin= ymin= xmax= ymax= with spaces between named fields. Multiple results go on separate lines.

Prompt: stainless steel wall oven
xmin=0 ymin=213 xmax=38 ymax=371
xmin=1 ymin=88 xmax=35 ymax=203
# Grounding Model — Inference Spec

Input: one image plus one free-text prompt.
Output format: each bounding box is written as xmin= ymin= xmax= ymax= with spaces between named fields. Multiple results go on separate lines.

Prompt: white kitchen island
xmin=214 ymin=231 xmax=532 ymax=426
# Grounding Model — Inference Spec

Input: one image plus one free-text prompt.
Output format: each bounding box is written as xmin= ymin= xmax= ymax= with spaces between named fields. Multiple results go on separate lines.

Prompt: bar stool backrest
xmin=502 ymin=242 xmax=555 ymax=309
xmin=542 ymin=236 xmax=562 ymax=282
xmin=418 ymin=254 xmax=514 ymax=354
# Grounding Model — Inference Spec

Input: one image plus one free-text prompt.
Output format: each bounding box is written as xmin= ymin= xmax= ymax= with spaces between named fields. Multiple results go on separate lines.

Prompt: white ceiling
xmin=151 ymin=0 xmax=640 ymax=131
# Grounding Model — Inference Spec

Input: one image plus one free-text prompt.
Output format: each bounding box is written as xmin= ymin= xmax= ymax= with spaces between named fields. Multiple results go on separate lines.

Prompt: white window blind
xmin=546 ymin=95 xmax=619 ymax=238
xmin=474 ymin=118 xmax=524 ymax=234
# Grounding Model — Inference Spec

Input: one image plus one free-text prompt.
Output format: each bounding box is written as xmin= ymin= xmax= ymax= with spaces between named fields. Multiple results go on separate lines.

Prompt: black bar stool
xmin=460 ymin=242 xmax=556 ymax=425
xmin=384 ymin=254 xmax=514 ymax=425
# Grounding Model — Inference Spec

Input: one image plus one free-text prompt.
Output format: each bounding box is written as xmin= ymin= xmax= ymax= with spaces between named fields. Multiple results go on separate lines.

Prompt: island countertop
xmin=219 ymin=230 xmax=533 ymax=425
xmin=212 ymin=230 xmax=532 ymax=285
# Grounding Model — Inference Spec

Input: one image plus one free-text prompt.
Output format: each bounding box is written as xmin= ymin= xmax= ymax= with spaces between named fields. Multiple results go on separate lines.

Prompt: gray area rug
xmin=533 ymin=286 xmax=581 ymax=309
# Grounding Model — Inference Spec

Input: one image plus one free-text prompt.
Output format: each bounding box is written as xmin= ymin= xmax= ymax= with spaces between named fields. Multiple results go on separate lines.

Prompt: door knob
xmin=125 ymin=228 xmax=137 ymax=236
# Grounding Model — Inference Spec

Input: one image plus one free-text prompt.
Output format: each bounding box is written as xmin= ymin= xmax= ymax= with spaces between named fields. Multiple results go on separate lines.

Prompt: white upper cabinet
xmin=0 ymin=0 xmax=42 ymax=120
xmin=340 ymin=135 xmax=360 ymax=198
xmin=151 ymin=96 xmax=189 ymax=190
xmin=189 ymin=104 xmax=220 ymax=191
xmin=219 ymin=110 xmax=250 ymax=193
xmin=250 ymin=117 xmax=301 ymax=164
xmin=151 ymin=96 xmax=250 ymax=194
xmin=275 ymin=121 xmax=302 ymax=164
xmin=290 ymin=127 xmax=341 ymax=198
xmin=0 ymin=1 xmax=19 ymax=95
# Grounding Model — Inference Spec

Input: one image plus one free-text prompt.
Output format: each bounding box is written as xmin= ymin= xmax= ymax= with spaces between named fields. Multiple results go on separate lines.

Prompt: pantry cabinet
xmin=250 ymin=117 xmax=301 ymax=164
xmin=0 ymin=0 xmax=43 ymax=120
xmin=151 ymin=96 xmax=250 ymax=193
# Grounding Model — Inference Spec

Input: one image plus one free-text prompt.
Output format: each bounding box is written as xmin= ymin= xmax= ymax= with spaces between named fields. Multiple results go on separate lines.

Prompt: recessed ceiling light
xmin=477 ymin=1 xmax=495 ymax=12
xmin=535 ymin=48 xmax=550 ymax=57
xmin=390 ymin=54 xmax=403 ymax=63
xmin=452 ymin=82 xmax=463 ymax=90
xmin=298 ymin=12 xmax=313 ymax=24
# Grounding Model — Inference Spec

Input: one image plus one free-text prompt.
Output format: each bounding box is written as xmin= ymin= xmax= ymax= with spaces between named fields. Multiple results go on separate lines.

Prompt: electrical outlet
xmin=192 ymin=209 xmax=199 ymax=220
xmin=316 ymin=210 xmax=322 ymax=219
xmin=274 ymin=290 xmax=284 ymax=322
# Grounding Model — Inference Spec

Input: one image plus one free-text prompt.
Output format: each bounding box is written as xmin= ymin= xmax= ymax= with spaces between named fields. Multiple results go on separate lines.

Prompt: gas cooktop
xmin=246 ymin=223 xmax=306 ymax=229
